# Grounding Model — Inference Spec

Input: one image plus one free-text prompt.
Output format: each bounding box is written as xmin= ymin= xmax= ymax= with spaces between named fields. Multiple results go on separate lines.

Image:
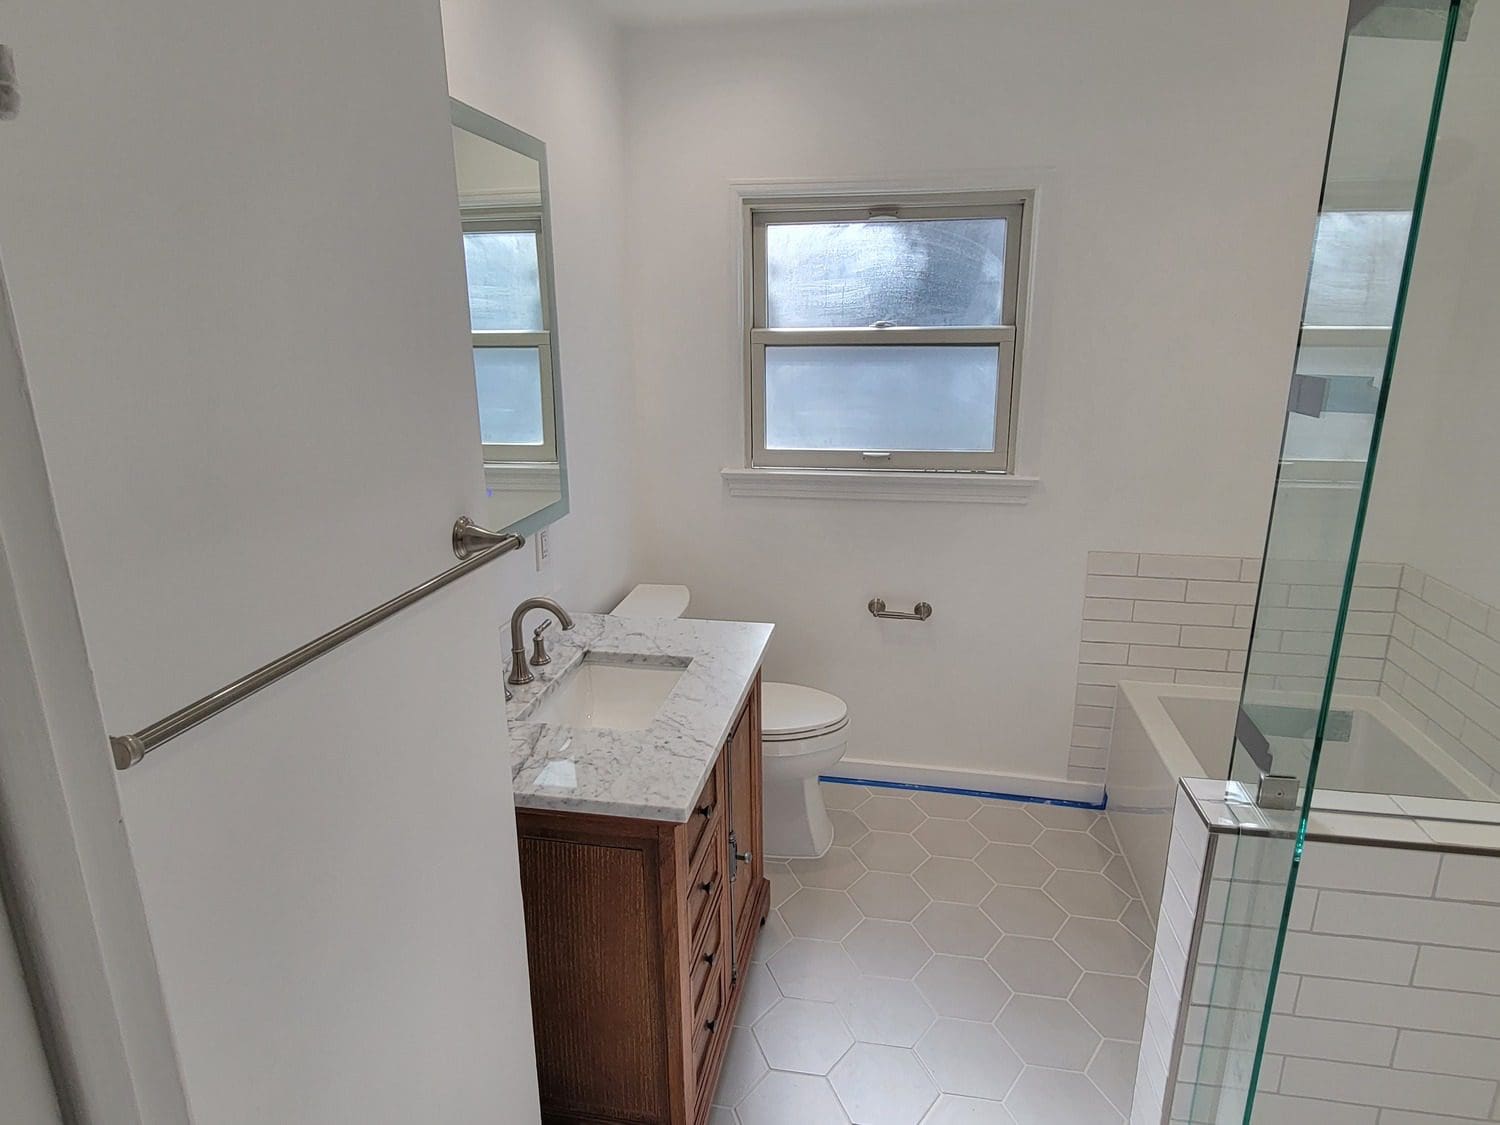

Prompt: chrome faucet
xmin=508 ymin=596 xmax=575 ymax=687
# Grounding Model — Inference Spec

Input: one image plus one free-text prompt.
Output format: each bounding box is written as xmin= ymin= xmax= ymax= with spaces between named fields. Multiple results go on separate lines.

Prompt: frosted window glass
xmin=463 ymin=230 xmax=543 ymax=331
xmin=474 ymin=347 xmax=544 ymax=446
xmin=767 ymin=219 xmax=1006 ymax=328
xmin=1303 ymin=211 xmax=1411 ymax=326
xmin=765 ymin=346 xmax=998 ymax=451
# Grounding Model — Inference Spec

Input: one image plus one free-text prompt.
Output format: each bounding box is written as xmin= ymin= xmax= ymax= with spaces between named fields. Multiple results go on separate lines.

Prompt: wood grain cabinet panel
xmin=516 ymin=678 xmax=769 ymax=1125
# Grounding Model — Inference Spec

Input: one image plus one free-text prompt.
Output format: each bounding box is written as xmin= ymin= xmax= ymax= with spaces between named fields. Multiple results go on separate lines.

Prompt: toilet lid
xmin=762 ymin=682 xmax=849 ymax=740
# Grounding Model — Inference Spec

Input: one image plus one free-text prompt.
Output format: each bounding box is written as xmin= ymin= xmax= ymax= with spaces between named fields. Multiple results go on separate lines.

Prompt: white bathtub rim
xmin=1113 ymin=677 xmax=1495 ymax=806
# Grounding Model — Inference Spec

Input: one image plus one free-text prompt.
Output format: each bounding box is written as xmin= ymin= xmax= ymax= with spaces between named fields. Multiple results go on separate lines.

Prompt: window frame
xmin=744 ymin=191 xmax=1032 ymax=473
xmin=1291 ymin=200 xmax=1410 ymax=423
xmin=461 ymin=204 xmax=559 ymax=465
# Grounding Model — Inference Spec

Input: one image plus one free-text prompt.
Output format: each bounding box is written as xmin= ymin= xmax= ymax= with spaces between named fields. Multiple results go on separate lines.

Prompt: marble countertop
xmin=505 ymin=613 xmax=774 ymax=822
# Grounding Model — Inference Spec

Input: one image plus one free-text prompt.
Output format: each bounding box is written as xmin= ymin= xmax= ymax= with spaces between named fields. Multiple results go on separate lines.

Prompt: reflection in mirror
xmin=450 ymin=102 xmax=566 ymax=533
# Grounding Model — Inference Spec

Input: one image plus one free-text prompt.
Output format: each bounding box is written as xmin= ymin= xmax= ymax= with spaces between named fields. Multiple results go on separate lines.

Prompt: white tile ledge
xmin=721 ymin=467 xmax=1040 ymax=504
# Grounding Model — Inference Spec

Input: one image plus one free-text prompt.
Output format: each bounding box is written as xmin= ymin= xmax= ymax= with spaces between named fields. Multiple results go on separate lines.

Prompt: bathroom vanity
xmin=506 ymin=613 xmax=773 ymax=1125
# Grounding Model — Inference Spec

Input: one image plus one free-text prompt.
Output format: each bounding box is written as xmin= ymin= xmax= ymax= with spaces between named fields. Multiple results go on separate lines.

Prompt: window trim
xmin=743 ymin=191 xmax=1033 ymax=473
xmin=461 ymin=204 xmax=558 ymax=465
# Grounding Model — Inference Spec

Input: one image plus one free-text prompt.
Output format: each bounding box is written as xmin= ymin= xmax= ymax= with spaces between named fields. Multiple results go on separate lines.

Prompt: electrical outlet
xmin=535 ymin=527 xmax=551 ymax=571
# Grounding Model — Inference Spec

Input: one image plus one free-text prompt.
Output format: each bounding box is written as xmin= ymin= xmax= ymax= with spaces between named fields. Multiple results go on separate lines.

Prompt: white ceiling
xmin=589 ymin=0 xmax=971 ymax=26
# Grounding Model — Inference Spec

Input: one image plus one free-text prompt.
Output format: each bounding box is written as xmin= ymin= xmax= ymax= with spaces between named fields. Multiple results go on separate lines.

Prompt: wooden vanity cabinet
xmin=515 ymin=675 xmax=769 ymax=1125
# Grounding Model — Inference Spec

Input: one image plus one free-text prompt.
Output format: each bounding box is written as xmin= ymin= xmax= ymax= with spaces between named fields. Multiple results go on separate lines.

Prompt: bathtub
xmin=1106 ymin=679 xmax=1495 ymax=918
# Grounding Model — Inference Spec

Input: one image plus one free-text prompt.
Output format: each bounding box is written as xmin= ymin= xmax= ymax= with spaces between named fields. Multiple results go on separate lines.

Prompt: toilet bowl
xmin=610 ymin=584 xmax=851 ymax=860
xmin=760 ymin=682 xmax=850 ymax=859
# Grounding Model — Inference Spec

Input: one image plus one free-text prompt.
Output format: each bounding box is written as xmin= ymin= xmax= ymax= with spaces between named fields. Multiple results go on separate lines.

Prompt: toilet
xmin=611 ymin=584 xmax=851 ymax=859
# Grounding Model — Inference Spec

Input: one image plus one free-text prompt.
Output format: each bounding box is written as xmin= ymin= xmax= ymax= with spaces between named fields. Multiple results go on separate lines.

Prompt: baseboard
xmin=827 ymin=757 xmax=1107 ymax=810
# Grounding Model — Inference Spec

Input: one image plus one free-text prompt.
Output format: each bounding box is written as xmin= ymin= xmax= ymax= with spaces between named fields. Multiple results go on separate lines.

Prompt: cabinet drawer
xmin=690 ymin=963 xmax=726 ymax=1089
xmin=681 ymin=759 xmax=723 ymax=874
xmin=684 ymin=829 xmax=724 ymax=949
xmin=689 ymin=904 xmax=725 ymax=1017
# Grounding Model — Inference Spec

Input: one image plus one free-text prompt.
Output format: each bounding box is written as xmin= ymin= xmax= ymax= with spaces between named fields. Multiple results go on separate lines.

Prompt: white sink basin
xmin=526 ymin=655 xmax=687 ymax=730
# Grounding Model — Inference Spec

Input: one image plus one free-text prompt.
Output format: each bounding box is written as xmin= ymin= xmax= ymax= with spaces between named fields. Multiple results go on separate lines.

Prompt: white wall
xmin=1364 ymin=7 xmax=1500 ymax=608
xmin=620 ymin=0 xmax=1348 ymax=797
xmin=0 ymin=1 xmax=560 ymax=1119
xmin=442 ymin=0 xmax=640 ymax=616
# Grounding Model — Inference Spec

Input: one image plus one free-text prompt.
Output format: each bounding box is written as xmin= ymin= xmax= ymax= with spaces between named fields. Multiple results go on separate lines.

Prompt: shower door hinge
xmin=1256 ymin=774 xmax=1300 ymax=811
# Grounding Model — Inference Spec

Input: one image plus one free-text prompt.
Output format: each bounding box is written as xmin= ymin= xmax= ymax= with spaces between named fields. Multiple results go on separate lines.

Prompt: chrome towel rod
xmin=868 ymin=598 xmax=932 ymax=621
xmin=108 ymin=518 xmax=524 ymax=770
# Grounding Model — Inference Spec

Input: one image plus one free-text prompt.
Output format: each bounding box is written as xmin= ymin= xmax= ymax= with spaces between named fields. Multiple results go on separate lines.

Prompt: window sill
xmin=485 ymin=461 xmax=561 ymax=493
xmin=720 ymin=467 xmax=1040 ymax=504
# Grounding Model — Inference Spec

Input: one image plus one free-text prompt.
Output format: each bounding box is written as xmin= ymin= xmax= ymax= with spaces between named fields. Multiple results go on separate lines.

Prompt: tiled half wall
xmin=1136 ymin=784 xmax=1500 ymax=1124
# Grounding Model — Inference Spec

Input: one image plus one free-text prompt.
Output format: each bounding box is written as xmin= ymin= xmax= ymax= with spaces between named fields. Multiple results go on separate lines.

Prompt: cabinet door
xmin=727 ymin=681 xmax=765 ymax=970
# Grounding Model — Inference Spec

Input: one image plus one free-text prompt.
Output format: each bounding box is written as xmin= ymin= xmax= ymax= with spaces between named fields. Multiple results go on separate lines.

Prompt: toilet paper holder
xmin=868 ymin=597 xmax=933 ymax=621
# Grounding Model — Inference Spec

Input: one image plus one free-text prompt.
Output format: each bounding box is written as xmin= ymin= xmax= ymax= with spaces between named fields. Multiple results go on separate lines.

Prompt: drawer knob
xmin=700 ymin=880 xmax=713 ymax=894
xmin=703 ymin=951 xmax=716 ymax=966
xmin=696 ymin=804 xmax=713 ymax=818
xmin=705 ymin=1018 xmax=717 ymax=1032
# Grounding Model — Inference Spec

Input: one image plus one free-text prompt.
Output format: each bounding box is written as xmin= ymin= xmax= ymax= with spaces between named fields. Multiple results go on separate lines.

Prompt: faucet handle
xmin=530 ymin=620 xmax=553 ymax=667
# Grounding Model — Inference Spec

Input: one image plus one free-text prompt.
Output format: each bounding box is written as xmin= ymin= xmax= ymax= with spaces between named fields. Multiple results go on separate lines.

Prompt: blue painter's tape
xmin=819 ymin=775 xmax=1107 ymax=811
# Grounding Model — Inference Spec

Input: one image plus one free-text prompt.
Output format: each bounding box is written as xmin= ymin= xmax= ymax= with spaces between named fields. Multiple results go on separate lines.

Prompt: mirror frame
xmin=450 ymin=97 xmax=569 ymax=538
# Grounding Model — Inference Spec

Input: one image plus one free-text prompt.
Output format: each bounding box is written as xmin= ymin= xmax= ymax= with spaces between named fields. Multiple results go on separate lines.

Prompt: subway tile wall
xmin=1233 ymin=839 xmax=1500 ymax=1123
xmin=1131 ymin=789 xmax=1211 ymax=1125
xmin=1382 ymin=566 xmax=1500 ymax=791
xmin=1145 ymin=798 xmax=1500 ymax=1124
xmin=1071 ymin=553 xmax=1399 ymax=788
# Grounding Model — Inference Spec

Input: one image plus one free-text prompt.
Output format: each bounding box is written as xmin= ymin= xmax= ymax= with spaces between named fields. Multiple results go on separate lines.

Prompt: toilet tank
xmin=611 ymin=584 xmax=690 ymax=619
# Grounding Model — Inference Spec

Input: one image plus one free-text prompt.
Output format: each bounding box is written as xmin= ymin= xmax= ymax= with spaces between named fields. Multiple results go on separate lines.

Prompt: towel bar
xmin=108 ymin=518 xmax=524 ymax=769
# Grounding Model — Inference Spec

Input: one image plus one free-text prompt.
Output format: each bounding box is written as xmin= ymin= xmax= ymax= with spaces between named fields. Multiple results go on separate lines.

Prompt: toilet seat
xmin=762 ymin=682 xmax=849 ymax=743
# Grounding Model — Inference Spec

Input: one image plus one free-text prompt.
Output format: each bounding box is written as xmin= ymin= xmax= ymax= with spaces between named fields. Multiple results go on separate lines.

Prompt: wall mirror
xmin=450 ymin=99 xmax=567 ymax=534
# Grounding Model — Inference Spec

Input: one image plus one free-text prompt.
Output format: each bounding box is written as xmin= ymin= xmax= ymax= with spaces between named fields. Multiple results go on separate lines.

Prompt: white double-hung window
xmin=746 ymin=192 xmax=1031 ymax=473
xmin=461 ymin=207 xmax=558 ymax=464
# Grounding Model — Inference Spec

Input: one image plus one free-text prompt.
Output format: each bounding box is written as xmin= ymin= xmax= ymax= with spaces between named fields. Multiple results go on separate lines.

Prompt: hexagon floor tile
xmin=916 ymin=1019 xmax=1022 ymax=1102
xmin=913 ymin=902 xmax=1000 ymax=957
xmin=843 ymin=919 xmax=934 ymax=979
xmin=913 ymin=857 xmax=994 ymax=905
xmin=837 ymin=975 xmax=937 ymax=1048
xmin=737 ymin=1071 xmax=851 ymax=1125
xmin=913 ymin=818 xmax=987 ymax=860
xmin=995 ymin=994 xmax=1101 ymax=1070
xmin=1005 ymin=1067 xmax=1124 ymax=1122
xmin=915 ymin=955 xmax=1012 ymax=1021
xmin=752 ymin=998 xmax=854 ymax=1075
xmin=849 ymin=871 xmax=932 ymax=921
xmin=973 ymin=842 xmax=1056 ymax=888
xmin=856 ymin=795 xmax=928 ymax=833
xmin=1042 ymin=869 xmax=1130 ymax=919
xmin=791 ymin=846 xmax=867 ymax=890
xmin=853 ymin=830 xmax=930 ymax=874
xmin=781 ymin=887 xmax=863 ymax=940
xmin=768 ymin=938 xmax=859 ymax=1002
xmin=979 ymin=885 xmax=1067 ymax=939
xmin=985 ymin=935 xmax=1084 ymax=998
xmin=710 ymin=785 xmax=1141 ymax=1123
xmin=829 ymin=1043 xmax=939 ymax=1125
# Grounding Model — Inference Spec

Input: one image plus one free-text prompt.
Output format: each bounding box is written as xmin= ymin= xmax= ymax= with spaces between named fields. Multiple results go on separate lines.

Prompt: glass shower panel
xmin=1172 ymin=3 xmax=1460 ymax=1121
xmin=1329 ymin=0 xmax=1500 ymax=806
